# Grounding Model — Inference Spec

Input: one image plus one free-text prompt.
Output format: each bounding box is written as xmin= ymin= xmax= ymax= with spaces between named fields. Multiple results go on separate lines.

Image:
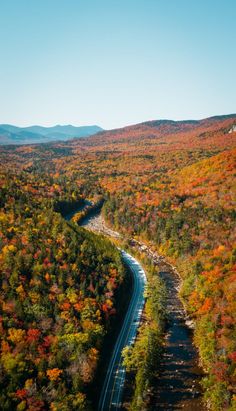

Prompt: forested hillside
xmin=103 ymin=149 xmax=236 ymax=409
xmin=0 ymin=171 xmax=125 ymax=410
xmin=0 ymin=114 xmax=236 ymax=410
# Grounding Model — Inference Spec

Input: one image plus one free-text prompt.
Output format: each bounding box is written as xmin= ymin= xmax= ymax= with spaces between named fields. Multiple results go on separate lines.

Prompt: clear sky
xmin=0 ymin=0 xmax=235 ymax=129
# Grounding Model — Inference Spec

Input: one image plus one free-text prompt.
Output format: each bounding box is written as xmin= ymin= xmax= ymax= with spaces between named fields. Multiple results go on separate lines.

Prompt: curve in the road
xmin=64 ymin=208 xmax=147 ymax=410
xmin=98 ymin=251 xmax=147 ymax=411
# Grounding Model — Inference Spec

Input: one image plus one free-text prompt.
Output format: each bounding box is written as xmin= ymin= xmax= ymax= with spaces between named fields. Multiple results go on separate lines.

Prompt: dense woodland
xmin=0 ymin=171 xmax=125 ymax=410
xmin=0 ymin=114 xmax=236 ymax=410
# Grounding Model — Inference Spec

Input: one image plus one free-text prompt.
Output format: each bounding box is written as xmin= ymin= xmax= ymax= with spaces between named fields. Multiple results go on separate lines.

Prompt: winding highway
xmin=98 ymin=251 xmax=147 ymax=411
xmin=64 ymin=207 xmax=204 ymax=410
xmin=65 ymin=209 xmax=147 ymax=410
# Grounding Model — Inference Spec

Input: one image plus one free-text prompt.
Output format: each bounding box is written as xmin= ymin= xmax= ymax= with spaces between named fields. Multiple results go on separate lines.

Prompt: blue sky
xmin=0 ymin=0 xmax=235 ymax=129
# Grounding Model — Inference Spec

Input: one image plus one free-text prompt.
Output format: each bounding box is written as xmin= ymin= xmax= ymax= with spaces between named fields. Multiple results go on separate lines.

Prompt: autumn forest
xmin=0 ymin=114 xmax=236 ymax=411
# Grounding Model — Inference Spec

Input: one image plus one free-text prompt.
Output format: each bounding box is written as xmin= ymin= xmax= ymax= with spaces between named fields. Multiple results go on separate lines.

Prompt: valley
xmin=0 ymin=114 xmax=235 ymax=410
xmin=80 ymin=209 xmax=206 ymax=410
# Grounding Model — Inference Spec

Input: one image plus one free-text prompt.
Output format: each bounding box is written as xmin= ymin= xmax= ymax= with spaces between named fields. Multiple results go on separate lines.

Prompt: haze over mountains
xmin=0 ymin=114 xmax=235 ymax=146
xmin=0 ymin=124 xmax=103 ymax=145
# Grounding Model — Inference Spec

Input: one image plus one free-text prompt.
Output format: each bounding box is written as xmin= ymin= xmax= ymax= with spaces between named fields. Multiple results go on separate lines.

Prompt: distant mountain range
xmin=0 ymin=124 xmax=103 ymax=145
xmin=1 ymin=114 xmax=236 ymax=146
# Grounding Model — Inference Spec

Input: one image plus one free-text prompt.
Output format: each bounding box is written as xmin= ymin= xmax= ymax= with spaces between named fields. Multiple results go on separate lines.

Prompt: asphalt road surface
xmin=98 ymin=251 xmax=147 ymax=411
xmin=64 ymin=209 xmax=147 ymax=410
